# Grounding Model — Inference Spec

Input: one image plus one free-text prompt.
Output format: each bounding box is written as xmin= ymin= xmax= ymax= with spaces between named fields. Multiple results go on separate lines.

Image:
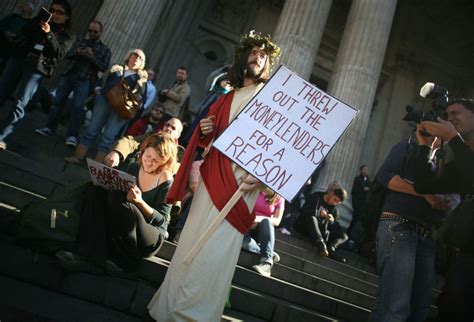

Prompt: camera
xmin=403 ymin=82 xmax=449 ymax=124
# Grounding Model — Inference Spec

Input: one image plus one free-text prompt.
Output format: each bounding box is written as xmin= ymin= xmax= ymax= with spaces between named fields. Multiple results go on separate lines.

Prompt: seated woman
xmin=242 ymin=188 xmax=284 ymax=277
xmin=65 ymin=48 xmax=148 ymax=164
xmin=58 ymin=132 xmax=176 ymax=273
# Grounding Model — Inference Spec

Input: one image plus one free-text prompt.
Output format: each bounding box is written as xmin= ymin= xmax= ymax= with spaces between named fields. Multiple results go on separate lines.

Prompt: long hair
xmin=262 ymin=187 xmax=281 ymax=205
xmin=227 ymin=46 xmax=272 ymax=88
xmin=137 ymin=132 xmax=177 ymax=174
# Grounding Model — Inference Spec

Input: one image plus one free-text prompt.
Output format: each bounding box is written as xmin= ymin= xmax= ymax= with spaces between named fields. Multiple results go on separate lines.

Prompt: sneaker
xmin=272 ymin=251 xmax=281 ymax=264
xmin=0 ymin=141 xmax=6 ymax=151
xmin=35 ymin=127 xmax=53 ymax=137
xmin=328 ymin=246 xmax=347 ymax=263
xmin=279 ymin=227 xmax=292 ymax=236
xmin=252 ymin=262 xmax=272 ymax=277
xmin=65 ymin=136 xmax=77 ymax=147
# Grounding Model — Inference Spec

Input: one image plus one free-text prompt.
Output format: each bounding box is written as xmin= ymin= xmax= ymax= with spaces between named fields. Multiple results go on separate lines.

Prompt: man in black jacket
xmin=294 ymin=187 xmax=349 ymax=262
xmin=0 ymin=0 xmax=75 ymax=151
xmin=414 ymin=98 xmax=474 ymax=321
xmin=347 ymin=165 xmax=371 ymax=237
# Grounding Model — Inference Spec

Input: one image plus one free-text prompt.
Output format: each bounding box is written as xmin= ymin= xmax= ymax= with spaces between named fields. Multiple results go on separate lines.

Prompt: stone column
xmin=244 ymin=2 xmax=281 ymax=36
xmin=94 ymin=0 xmax=165 ymax=66
xmin=315 ymin=0 xmax=398 ymax=191
xmin=273 ymin=0 xmax=333 ymax=80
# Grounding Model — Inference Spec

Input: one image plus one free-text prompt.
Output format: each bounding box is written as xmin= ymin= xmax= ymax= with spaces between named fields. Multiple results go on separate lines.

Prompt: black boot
xmin=328 ymin=245 xmax=347 ymax=263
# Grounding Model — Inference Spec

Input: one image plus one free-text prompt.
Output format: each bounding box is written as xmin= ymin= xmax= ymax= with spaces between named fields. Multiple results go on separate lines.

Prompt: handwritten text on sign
xmin=87 ymin=158 xmax=136 ymax=192
xmin=213 ymin=65 xmax=358 ymax=201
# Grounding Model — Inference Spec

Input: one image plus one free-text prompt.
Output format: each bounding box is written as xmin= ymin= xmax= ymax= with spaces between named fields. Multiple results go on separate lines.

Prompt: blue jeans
xmin=46 ymin=76 xmax=90 ymax=137
xmin=79 ymin=94 xmax=128 ymax=152
xmin=242 ymin=218 xmax=276 ymax=265
xmin=0 ymin=61 xmax=43 ymax=143
xmin=369 ymin=219 xmax=435 ymax=322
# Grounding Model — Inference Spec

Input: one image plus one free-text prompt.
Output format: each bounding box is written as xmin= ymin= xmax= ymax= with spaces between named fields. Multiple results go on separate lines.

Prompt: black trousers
xmin=295 ymin=215 xmax=348 ymax=249
xmin=436 ymin=253 xmax=474 ymax=321
xmin=77 ymin=186 xmax=163 ymax=271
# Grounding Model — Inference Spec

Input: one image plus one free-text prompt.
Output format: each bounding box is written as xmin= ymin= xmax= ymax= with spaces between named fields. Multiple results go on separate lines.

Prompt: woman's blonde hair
xmin=124 ymin=48 xmax=146 ymax=70
xmin=262 ymin=187 xmax=281 ymax=205
xmin=138 ymin=132 xmax=177 ymax=174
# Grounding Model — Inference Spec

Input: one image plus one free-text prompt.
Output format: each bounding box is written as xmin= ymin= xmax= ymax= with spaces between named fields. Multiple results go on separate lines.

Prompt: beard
xmin=245 ymin=61 xmax=263 ymax=79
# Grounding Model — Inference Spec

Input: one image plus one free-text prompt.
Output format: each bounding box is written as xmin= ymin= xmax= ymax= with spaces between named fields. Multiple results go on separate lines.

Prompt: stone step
xmin=0 ymin=238 xmax=341 ymax=322
xmin=274 ymin=238 xmax=379 ymax=284
xmin=156 ymin=242 xmax=370 ymax=321
xmin=222 ymin=308 xmax=267 ymax=322
xmin=273 ymin=248 xmax=378 ymax=296
xmin=0 ymin=149 xmax=90 ymax=192
xmin=158 ymin=242 xmax=377 ymax=300
xmin=0 ymin=181 xmax=46 ymax=209
xmin=144 ymin=256 xmax=341 ymax=322
xmin=228 ymin=284 xmax=340 ymax=322
xmin=0 ymin=275 xmax=141 ymax=322
xmin=159 ymin=241 xmax=375 ymax=309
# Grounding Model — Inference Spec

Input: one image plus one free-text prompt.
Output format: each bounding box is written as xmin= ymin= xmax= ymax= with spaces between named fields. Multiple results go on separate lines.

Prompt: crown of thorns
xmin=235 ymin=30 xmax=281 ymax=65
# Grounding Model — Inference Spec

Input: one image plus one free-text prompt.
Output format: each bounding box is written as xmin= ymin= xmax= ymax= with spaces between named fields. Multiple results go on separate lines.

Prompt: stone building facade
xmin=2 ymin=0 xmax=473 ymax=220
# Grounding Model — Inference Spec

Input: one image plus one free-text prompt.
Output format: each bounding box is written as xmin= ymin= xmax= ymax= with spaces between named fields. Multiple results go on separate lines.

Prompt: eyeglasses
xmin=49 ymin=8 xmax=66 ymax=15
xmin=88 ymin=29 xmax=100 ymax=34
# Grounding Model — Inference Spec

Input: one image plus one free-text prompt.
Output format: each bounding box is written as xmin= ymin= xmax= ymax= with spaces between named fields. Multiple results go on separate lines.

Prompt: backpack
xmin=17 ymin=183 xmax=90 ymax=253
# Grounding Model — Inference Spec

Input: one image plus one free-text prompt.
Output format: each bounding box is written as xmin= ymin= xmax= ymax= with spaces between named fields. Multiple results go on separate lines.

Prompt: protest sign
xmin=213 ymin=65 xmax=358 ymax=201
xmin=86 ymin=158 xmax=136 ymax=192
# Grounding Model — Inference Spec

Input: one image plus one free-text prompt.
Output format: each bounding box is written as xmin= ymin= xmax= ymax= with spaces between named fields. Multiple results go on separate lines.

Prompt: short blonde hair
xmin=124 ymin=48 xmax=146 ymax=70
xmin=138 ymin=132 xmax=177 ymax=174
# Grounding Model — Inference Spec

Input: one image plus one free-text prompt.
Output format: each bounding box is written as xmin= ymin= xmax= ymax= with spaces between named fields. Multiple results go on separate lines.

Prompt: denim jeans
xmin=369 ymin=219 xmax=435 ymax=322
xmin=242 ymin=218 xmax=275 ymax=265
xmin=0 ymin=61 xmax=43 ymax=143
xmin=79 ymin=94 xmax=128 ymax=152
xmin=46 ymin=76 xmax=90 ymax=137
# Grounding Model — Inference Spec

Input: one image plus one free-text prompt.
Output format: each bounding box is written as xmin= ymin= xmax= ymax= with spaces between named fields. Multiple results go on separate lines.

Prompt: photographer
xmin=414 ymin=98 xmax=474 ymax=321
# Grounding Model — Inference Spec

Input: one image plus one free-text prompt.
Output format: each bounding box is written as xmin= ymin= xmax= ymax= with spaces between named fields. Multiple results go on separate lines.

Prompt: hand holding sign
xmin=239 ymin=174 xmax=260 ymax=192
xmin=127 ymin=185 xmax=143 ymax=204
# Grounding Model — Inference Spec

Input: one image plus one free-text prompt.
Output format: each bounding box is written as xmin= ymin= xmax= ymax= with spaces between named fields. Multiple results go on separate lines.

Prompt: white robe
xmin=148 ymin=83 xmax=263 ymax=322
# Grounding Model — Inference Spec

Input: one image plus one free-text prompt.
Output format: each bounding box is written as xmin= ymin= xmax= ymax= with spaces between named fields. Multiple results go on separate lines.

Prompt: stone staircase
xmin=0 ymin=107 xmax=441 ymax=321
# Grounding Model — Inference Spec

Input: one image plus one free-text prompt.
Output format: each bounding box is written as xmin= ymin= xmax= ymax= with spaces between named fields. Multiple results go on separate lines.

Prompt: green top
xmin=126 ymin=162 xmax=173 ymax=238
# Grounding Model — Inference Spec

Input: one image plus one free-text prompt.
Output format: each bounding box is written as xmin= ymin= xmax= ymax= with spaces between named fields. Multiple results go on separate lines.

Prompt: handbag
xmin=105 ymin=68 xmax=141 ymax=120
xmin=443 ymin=196 xmax=474 ymax=249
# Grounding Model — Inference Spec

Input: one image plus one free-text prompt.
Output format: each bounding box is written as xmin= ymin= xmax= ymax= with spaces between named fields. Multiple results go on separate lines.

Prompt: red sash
xmin=166 ymin=92 xmax=254 ymax=233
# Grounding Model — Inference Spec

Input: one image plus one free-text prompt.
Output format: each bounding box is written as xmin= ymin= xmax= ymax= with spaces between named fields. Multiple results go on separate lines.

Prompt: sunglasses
xmin=49 ymin=8 xmax=66 ymax=15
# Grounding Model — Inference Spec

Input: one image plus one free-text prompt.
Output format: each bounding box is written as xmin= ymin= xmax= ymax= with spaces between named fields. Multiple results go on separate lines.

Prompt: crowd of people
xmin=1 ymin=2 xmax=473 ymax=321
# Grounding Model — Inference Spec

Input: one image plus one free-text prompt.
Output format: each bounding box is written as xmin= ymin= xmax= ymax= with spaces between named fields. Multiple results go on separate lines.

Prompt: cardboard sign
xmin=213 ymin=65 xmax=358 ymax=201
xmin=86 ymin=158 xmax=136 ymax=192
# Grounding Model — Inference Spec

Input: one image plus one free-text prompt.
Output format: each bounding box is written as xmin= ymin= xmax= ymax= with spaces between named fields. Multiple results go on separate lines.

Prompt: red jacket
xmin=126 ymin=116 xmax=164 ymax=137
xmin=166 ymin=92 xmax=254 ymax=234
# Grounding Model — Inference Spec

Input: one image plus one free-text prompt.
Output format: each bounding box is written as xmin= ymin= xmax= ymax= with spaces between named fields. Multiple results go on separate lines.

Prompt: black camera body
xmin=403 ymin=82 xmax=449 ymax=124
